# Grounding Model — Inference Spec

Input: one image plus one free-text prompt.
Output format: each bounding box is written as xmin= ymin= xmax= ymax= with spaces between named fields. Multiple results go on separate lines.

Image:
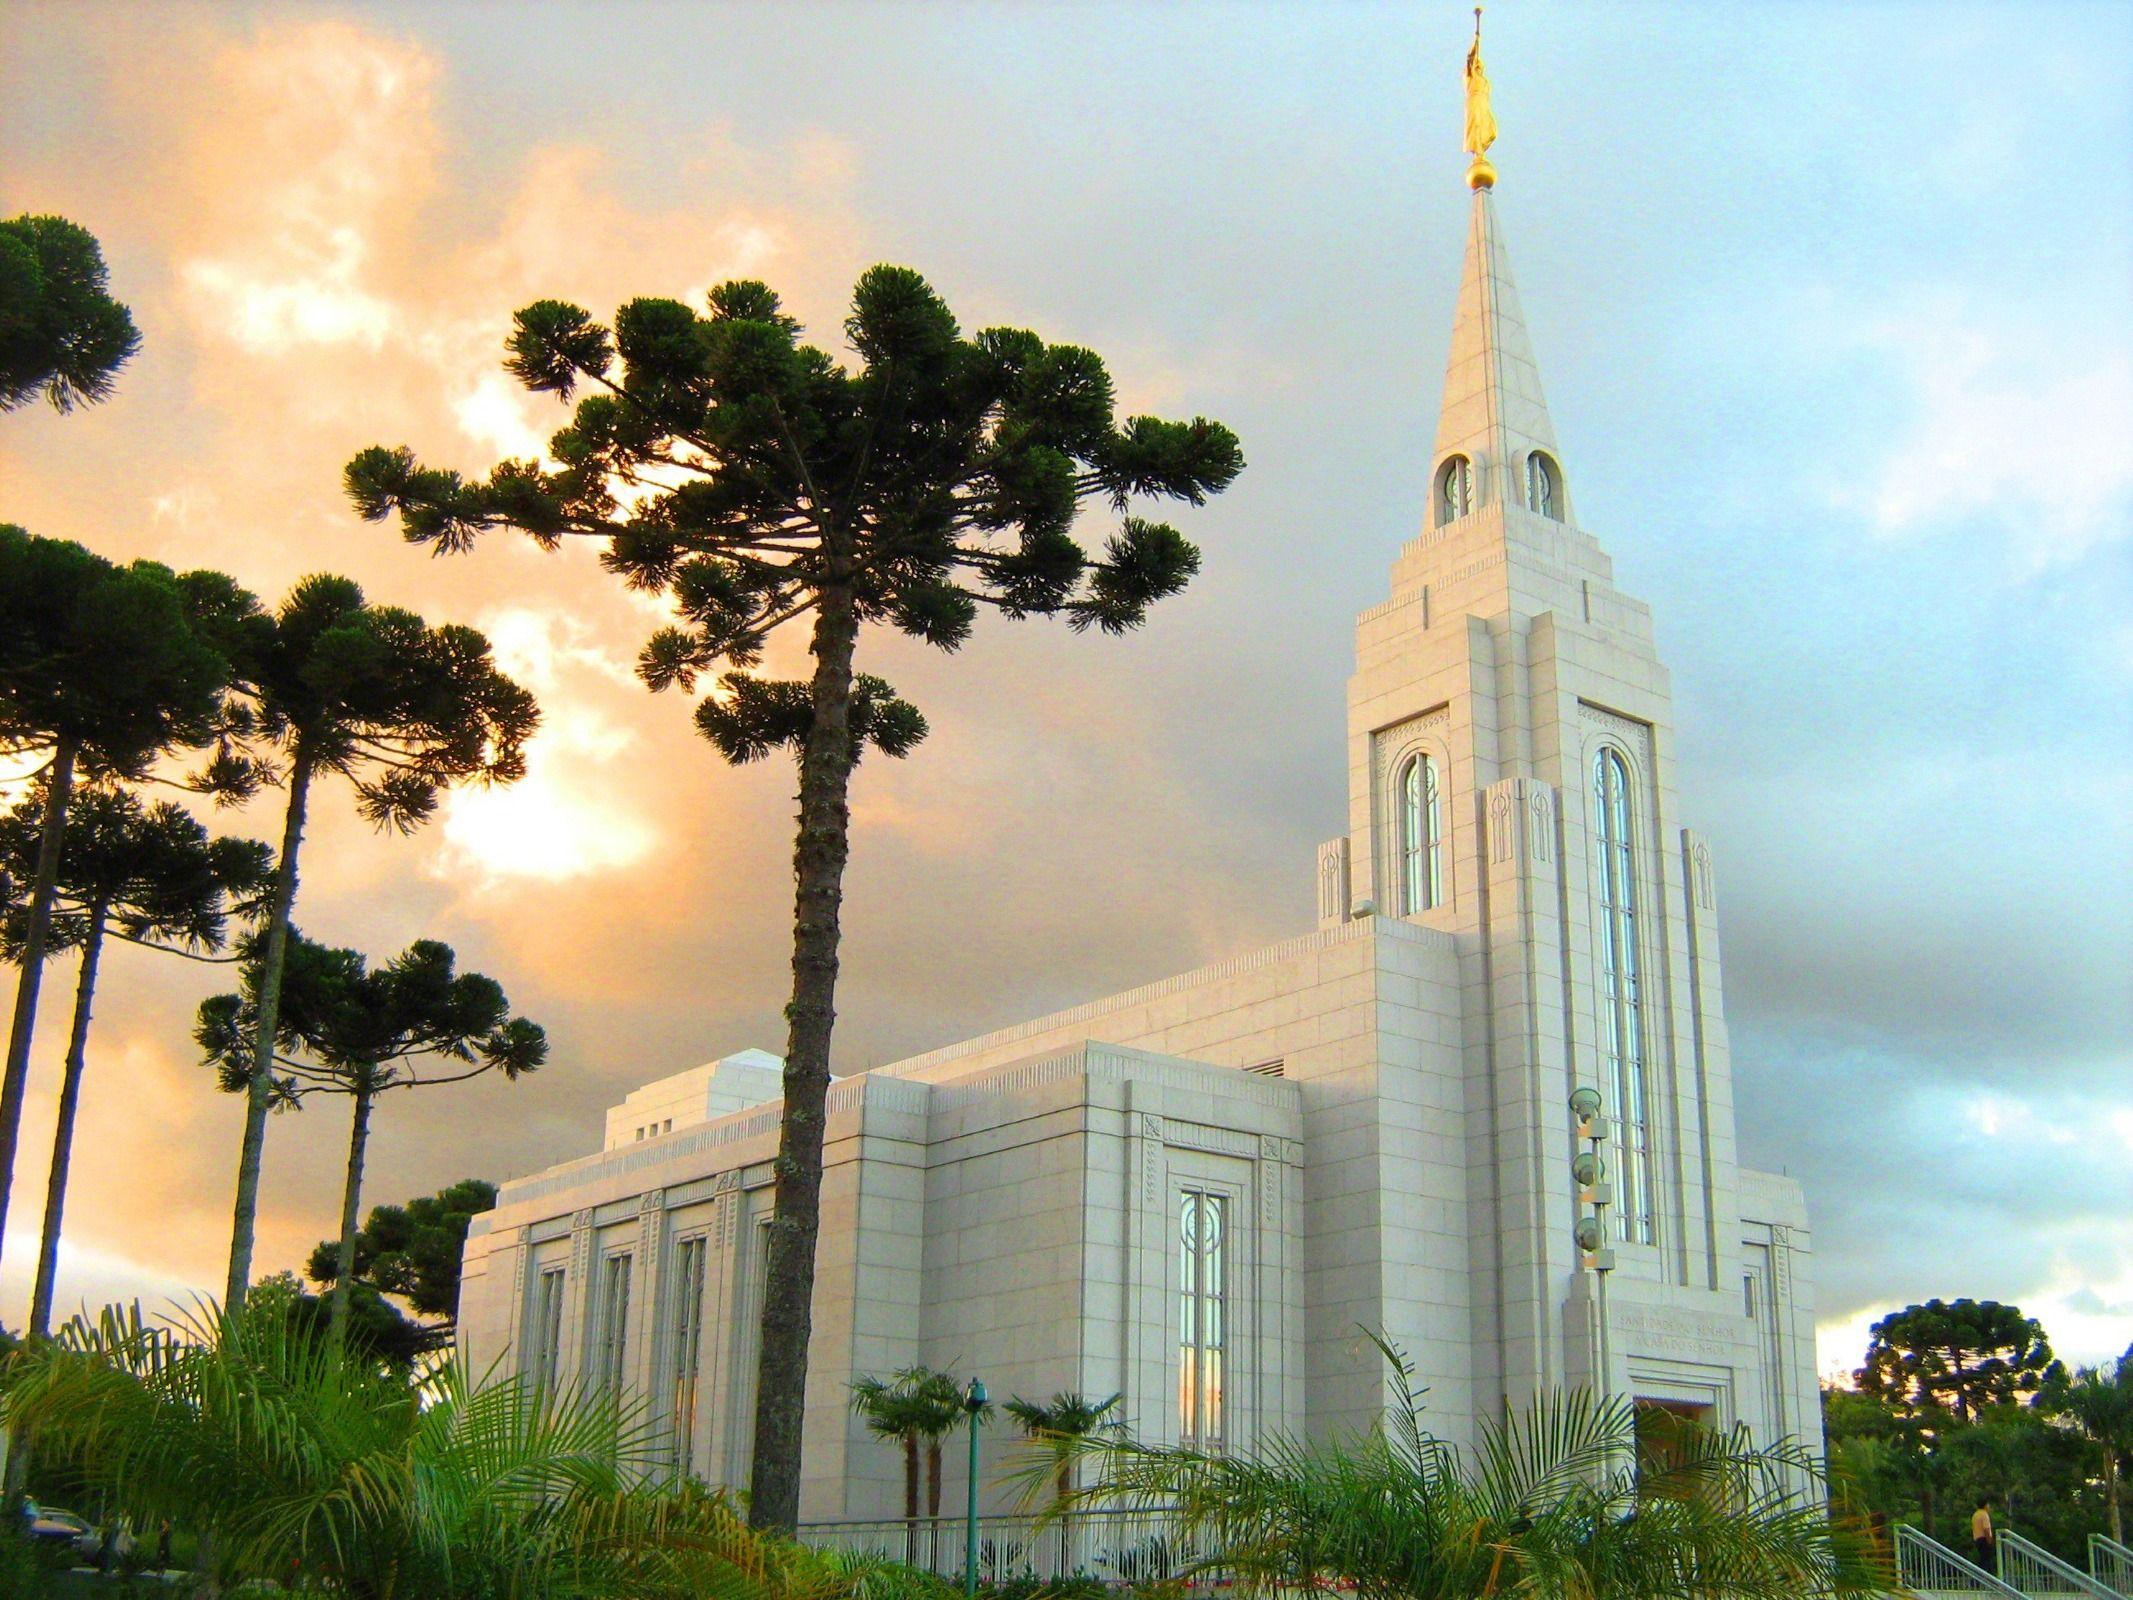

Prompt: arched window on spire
xmin=1434 ymin=455 xmax=1473 ymax=527
xmin=1525 ymin=451 xmax=1563 ymax=520
xmin=1592 ymin=746 xmax=1653 ymax=1244
xmin=1399 ymin=753 xmax=1442 ymax=914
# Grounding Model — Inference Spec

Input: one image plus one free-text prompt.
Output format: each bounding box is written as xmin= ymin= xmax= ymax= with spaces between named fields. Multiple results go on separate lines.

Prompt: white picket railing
xmin=1898 ymin=1523 xmax=2026 ymax=1598
xmin=2092 ymin=1536 xmax=2133 ymax=1597
xmin=797 ymin=1506 xmax=1207 ymax=1586
xmin=1998 ymin=1529 xmax=2125 ymax=1599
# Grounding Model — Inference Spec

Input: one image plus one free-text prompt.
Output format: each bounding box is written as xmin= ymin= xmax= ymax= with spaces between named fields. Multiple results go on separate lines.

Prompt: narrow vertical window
xmin=670 ymin=1236 xmax=708 ymax=1475
xmin=597 ymin=1253 xmax=632 ymax=1395
xmin=1435 ymin=455 xmax=1473 ymax=526
xmin=528 ymin=1266 xmax=566 ymax=1391
xmin=1592 ymin=748 xmax=1654 ymax=1243
xmin=1525 ymin=451 xmax=1562 ymax=519
xmin=1399 ymin=754 xmax=1442 ymax=914
xmin=1178 ymin=1191 xmax=1228 ymax=1446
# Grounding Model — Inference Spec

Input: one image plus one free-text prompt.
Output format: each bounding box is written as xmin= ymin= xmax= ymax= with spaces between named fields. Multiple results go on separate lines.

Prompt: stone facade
xmin=458 ymin=183 xmax=1822 ymax=1521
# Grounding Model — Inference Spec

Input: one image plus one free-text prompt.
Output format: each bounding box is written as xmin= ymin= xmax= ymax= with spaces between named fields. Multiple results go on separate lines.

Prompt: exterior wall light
xmin=1570 ymin=1085 xmax=1604 ymax=1130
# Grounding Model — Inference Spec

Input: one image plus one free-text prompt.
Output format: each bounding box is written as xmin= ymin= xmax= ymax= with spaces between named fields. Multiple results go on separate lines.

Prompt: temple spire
xmin=1432 ymin=20 xmax=1565 ymax=524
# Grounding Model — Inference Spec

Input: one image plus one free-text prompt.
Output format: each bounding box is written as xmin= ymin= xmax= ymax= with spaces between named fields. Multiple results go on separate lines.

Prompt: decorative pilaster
xmin=559 ymin=1207 xmax=596 ymax=1385
xmin=1316 ymin=837 xmax=1351 ymax=928
xmin=1477 ymin=774 xmax=1574 ymax=1410
xmin=634 ymin=1189 xmax=669 ymax=1403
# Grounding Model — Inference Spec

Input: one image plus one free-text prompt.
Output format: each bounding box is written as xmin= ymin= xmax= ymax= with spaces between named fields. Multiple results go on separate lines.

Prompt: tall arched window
xmin=1435 ymin=455 xmax=1473 ymax=526
xmin=1399 ymin=753 xmax=1442 ymax=914
xmin=1592 ymin=747 xmax=1654 ymax=1243
xmin=1525 ymin=451 xmax=1563 ymax=519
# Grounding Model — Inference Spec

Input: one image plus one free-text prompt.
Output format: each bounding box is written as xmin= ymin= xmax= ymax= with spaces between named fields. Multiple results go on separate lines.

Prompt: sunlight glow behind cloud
xmin=437 ymin=606 xmax=657 ymax=884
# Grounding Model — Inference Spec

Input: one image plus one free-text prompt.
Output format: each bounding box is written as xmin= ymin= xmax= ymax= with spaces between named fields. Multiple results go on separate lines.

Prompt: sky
xmin=1 ymin=0 xmax=2128 ymax=1378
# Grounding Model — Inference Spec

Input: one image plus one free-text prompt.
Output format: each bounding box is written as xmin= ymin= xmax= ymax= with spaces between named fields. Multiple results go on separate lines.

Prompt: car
xmin=23 ymin=1501 xmax=91 ymax=1549
xmin=18 ymin=1500 xmax=137 ymax=1566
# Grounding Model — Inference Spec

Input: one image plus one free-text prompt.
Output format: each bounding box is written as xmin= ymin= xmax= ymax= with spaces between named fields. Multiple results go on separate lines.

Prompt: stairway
xmin=2092 ymin=1536 xmax=2133 ymax=1597
xmin=1995 ymin=1529 xmax=2128 ymax=1599
xmin=1900 ymin=1524 xmax=2028 ymax=1599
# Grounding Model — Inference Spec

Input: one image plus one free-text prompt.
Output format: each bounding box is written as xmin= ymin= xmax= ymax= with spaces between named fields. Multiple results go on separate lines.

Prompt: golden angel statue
xmin=1464 ymin=10 xmax=1497 ymax=161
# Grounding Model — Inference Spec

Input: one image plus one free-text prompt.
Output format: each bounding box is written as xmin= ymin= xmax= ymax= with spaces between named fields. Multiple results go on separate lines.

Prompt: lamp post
xmin=1570 ymin=1086 xmax=1616 ymax=1401
xmin=963 ymin=1376 xmax=988 ymax=1600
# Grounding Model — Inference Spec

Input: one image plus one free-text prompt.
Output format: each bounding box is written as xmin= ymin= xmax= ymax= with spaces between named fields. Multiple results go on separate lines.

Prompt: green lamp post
xmin=963 ymin=1376 xmax=988 ymax=1600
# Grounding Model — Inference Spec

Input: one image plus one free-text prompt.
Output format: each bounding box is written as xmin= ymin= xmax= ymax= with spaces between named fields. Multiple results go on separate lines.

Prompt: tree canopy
xmin=0 ymin=525 xmax=247 ymax=780
xmin=199 ymin=932 xmax=544 ymax=1105
xmin=0 ymin=213 xmax=142 ymax=412
xmin=1855 ymin=1297 xmax=2061 ymax=1422
xmin=0 ymin=784 xmax=272 ymax=963
xmin=305 ymin=1178 xmax=498 ymax=1330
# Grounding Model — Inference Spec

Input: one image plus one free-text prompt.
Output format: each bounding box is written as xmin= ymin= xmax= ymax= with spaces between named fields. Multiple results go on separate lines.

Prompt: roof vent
xmin=1244 ymin=1059 xmax=1286 ymax=1078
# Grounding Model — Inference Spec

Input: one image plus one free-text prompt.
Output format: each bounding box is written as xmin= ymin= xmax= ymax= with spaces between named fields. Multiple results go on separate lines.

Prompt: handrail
xmin=2093 ymin=1535 xmax=2133 ymax=1594
xmin=1896 ymin=1523 xmax=2026 ymax=1598
xmin=797 ymin=1505 xmax=1203 ymax=1585
xmin=2000 ymin=1528 xmax=2126 ymax=1599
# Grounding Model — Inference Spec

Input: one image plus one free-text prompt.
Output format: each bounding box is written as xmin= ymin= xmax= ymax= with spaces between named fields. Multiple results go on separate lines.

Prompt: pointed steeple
xmin=1431 ymin=16 xmax=1568 ymax=526
xmin=1431 ymin=189 xmax=1563 ymax=516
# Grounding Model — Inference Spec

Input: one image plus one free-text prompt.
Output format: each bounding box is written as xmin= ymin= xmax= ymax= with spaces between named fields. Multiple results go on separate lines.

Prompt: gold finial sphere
xmin=1468 ymin=156 xmax=1496 ymax=191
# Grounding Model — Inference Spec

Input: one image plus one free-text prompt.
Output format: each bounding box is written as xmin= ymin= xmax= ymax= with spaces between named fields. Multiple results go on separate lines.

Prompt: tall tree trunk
xmin=926 ymin=1437 xmax=943 ymax=1520
xmin=902 ymin=1430 xmax=920 ymax=1564
xmin=747 ymin=579 xmax=859 ymax=1533
xmin=29 ymin=902 xmax=105 ymax=1339
xmin=2108 ymin=1448 xmax=2121 ymax=1545
xmin=327 ymin=1081 xmax=375 ymax=1350
xmin=224 ymin=747 xmax=312 ymax=1309
xmin=0 ymin=734 xmax=78 ymax=1259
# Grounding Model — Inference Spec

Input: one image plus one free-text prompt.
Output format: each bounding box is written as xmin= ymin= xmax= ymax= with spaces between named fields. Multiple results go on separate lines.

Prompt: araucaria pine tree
xmin=0 ymin=214 xmax=142 ymax=412
xmin=346 ymin=264 xmax=1242 ymax=1527
xmin=0 ymin=785 xmax=271 ymax=1336
xmin=203 ymin=575 xmax=537 ymax=1309
xmin=198 ymin=933 xmax=544 ymax=1347
xmin=0 ymin=525 xmax=250 ymax=1266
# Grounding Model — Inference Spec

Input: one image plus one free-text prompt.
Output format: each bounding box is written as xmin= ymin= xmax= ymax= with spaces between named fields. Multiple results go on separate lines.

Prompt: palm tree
xmin=912 ymin=1370 xmax=975 ymax=1523
xmin=1003 ymin=1390 xmax=1123 ymax=1506
xmin=197 ymin=932 xmax=544 ymax=1347
xmin=1006 ymin=1390 xmax=1123 ymax=1575
xmin=0 ymin=1294 xmax=862 ymax=1600
xmin=852 ymin=1366 xmax=974 ymax=1530
xmin=853 ymin=1369 xmax=939 ymax=1550
xmin=2056 ymin=1357 xmax=2133 ymax=1543
xmin=1033 ymin=1340 xmax=1888 ymax=1600
xmin=0 ymin=784 xmax=271 ymax=1337
xmin=202 ymin=574 xmax=536 ymax=1308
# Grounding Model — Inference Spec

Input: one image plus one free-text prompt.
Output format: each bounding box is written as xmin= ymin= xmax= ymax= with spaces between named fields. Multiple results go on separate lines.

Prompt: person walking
xmin=1972 ymin=1498 xmax=1997 ymax=1572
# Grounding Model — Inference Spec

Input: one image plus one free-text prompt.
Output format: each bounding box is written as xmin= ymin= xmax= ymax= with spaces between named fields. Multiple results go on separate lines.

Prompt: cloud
xmin=0 ymin=10 xmax=873 ymax=1321
xmin=172 ymin=19 xmax=436 ymax=356
xmin=1847 ymin=294 xmax=2133 ymax=569
xmin=435 ymin=605 xmax=658 ymax=885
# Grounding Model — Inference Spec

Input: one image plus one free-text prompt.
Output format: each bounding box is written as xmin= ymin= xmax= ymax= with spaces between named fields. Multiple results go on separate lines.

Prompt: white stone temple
xmin=458 ymin=154 xmax=1822 ymax=1524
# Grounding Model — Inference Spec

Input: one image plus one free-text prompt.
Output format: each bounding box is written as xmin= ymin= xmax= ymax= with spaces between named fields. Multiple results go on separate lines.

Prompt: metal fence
xmin=2092 ymin=1535 xmax=2133 ymax=1597
xmin=796 ymin=1507 xmax=1212 ymax=1586
xmin=1998 ymin=1529 xmax=2126 ymax=1599
xmin=1896 ymin=1523 xmax=2026 ymax=1599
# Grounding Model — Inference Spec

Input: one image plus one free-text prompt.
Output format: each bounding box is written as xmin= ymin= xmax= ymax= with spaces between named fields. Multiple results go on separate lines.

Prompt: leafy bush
xmin=1 ymin=1298 xmax=859 ymax=1600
